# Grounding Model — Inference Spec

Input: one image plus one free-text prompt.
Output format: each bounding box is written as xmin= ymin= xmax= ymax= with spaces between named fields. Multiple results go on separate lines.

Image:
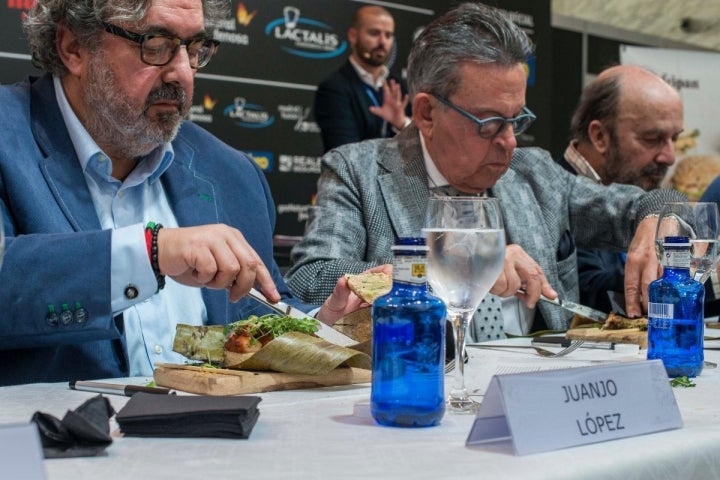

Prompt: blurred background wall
xmin=2 ymin=0 xmax=718 ymax=267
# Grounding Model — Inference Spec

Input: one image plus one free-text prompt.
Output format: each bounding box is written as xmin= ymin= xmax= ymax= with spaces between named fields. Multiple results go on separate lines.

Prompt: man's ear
xmin=55 ymin=22 xmax=86 ymax=76
xmin=587 ymin=119 xmax=610 ymax=154
xmin=413 ymin=93 xmax=435 ymax=139
xmin=347 ymin=27 xmax=358 ymax=48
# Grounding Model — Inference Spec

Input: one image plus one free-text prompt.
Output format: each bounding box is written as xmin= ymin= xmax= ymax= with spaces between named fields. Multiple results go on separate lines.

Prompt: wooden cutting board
xmin=565 ymin=327 xmax=647 ymax=348
xmin=154 ymin=363 xmax=371 ymax=396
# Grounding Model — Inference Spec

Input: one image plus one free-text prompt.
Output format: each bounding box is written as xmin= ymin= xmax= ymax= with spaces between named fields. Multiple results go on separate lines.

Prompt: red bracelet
xmin=144 ymin=225 xmax=153 ymax=260
xmin=145 ymin=222 xmax=165 ymax=292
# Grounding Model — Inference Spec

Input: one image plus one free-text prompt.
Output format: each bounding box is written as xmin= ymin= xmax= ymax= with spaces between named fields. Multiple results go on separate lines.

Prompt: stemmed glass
xmin=655 ymin=202 xmax=720 ymax=284
xmin=423 ymin=197 xmax=505 ymax=413
xmin=0 ymin=218 xmax=4 ymax=271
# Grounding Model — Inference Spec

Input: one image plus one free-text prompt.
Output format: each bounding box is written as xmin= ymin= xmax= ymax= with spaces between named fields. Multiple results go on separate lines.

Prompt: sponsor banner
xmin=0 ymin=0 xmax=550 ymax=239
xmin=621 ymin=45 xmax=720 ymax=157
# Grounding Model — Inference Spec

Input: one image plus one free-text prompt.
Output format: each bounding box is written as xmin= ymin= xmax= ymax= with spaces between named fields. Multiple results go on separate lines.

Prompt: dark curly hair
xmin=23 ymin=0 xmax=230 ymax=75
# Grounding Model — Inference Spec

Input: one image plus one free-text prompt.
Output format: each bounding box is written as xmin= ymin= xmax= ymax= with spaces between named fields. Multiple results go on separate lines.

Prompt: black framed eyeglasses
xmin=433 ymin=94 xmax=536 ymax=139
xmin=102 ymin=22 xmax=219 ymax=69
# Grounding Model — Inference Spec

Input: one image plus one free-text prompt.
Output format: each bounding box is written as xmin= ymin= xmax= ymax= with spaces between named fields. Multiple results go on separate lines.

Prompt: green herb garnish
xmin=225 ymin=313 xmax=319 ymax=340
xmin=670 ymin=376 xmax=696 ymax=388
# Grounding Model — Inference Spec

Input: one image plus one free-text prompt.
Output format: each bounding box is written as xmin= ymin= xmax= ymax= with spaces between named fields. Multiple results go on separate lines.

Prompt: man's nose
xmin=657 ymin=138 xmax=677 ymax=165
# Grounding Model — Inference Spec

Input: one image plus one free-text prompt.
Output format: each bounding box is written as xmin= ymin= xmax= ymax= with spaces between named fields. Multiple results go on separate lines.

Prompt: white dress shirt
xmin=420 ymin=134 xmax=535 ymax=336
xmin=53 ymin=76 xmax=205 ymax=376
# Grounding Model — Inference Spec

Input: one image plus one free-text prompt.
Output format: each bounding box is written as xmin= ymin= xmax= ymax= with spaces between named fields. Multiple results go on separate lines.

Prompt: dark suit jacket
xmin=0 ymin=74 xmax=302 ymax=385
xmin=314 ymin=60 xmax=409 ymax=153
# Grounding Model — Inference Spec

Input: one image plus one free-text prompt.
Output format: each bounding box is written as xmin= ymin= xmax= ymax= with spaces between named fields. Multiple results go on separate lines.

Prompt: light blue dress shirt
xmin=53 ymin=76 xmax=205 ymax=376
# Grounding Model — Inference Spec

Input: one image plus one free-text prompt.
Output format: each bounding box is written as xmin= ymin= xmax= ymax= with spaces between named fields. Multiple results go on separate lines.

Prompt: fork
xmin=465 ymin=340 xmax=585 ymax=358
xmin=532 ymin=340 xmax=584 ymax=357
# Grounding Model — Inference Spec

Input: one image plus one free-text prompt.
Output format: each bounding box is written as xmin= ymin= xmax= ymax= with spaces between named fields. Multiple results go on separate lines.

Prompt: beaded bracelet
xmin=145 ymin=222 xmax=166 ymax=292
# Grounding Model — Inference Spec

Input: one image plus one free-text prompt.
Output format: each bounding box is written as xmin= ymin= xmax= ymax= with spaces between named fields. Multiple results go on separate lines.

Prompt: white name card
xmin=0 ymin=423 xmax=47 ymax=479
xmin=466 ymin=359 xmax=682 ymax=455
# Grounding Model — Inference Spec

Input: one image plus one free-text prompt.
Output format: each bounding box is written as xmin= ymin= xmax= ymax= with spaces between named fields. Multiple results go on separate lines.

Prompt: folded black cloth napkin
xmin=31 ymin=395 xmax=115 ymax=458
xmin=115 ymin=392 xmax=261 ymax=439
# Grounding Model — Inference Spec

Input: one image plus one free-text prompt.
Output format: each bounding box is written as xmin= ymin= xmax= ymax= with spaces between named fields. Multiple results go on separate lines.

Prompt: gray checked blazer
xmin=286 ymin=125 xmax=684 ymax=331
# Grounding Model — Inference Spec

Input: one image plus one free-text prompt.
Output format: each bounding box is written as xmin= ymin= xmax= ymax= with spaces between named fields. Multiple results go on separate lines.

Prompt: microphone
xmin=362 ymin=51 xmax=371 ymax=59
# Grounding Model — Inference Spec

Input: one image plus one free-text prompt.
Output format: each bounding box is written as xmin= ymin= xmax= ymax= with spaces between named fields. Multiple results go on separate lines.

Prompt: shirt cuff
xmin=111 ymin=223 xmax=157 ymax=314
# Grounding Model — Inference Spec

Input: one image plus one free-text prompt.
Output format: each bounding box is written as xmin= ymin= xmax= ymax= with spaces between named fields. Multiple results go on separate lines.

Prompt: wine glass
xmin=655 ymin=202 xmax=720 ymax=284
xmin=423 ymin=197 xmax=505 ymax=413
xmin=0 ymin=218 xmax=4 ymax=271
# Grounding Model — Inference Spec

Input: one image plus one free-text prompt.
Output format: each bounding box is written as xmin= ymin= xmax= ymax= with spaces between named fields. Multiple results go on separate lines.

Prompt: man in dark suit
xmin=0 ymin=0 xmax=364 ymax=385
xmin=557 ymin=64 xmax=683 ymax=312
xmin=314 ymin=5 xmax=410 ymax=153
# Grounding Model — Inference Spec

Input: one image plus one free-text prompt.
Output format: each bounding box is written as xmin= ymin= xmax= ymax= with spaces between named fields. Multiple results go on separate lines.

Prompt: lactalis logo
xmin=224 ymin=97 xmax=274 ymax=128
xmin=264 ymin=6 xmax=346 ymax=59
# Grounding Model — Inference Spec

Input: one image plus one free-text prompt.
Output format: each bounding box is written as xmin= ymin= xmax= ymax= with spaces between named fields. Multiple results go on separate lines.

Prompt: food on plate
xmin=601 ymin=312 xmax=648 ymax=331
xmin=346 ymin=272 xmax=392 ymax=303
xmin=224 ymin=314 xmax=319 ymax=353
xmin=171 ymin=314 xmax=371 ymax=375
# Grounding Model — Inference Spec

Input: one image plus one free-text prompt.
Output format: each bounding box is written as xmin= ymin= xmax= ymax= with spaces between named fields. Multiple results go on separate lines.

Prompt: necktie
xmin=472 ymin=295 xmax=505 ymax=342
xmin=428 ymin=184 xmax=505 ymax=341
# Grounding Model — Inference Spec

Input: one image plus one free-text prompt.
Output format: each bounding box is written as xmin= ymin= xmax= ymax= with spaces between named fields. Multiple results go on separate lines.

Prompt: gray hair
xmin=569 ymin=74 xmax=622 ymax=143
xmin=407 ymin=2 xmax=534 ymax=98
xmin=24 ymin=0 xmax=230 ymax=76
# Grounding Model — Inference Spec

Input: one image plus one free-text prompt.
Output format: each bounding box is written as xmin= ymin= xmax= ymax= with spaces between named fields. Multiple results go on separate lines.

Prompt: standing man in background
xmin=557 ymin=64 xmax=684 ymax=312
xmin=314 ymin=5 xmax=411 ymax=153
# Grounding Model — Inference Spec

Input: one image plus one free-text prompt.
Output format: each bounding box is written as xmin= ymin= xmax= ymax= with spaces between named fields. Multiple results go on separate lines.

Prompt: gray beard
xmin=82 ymin=54 xmax=188 ymax=159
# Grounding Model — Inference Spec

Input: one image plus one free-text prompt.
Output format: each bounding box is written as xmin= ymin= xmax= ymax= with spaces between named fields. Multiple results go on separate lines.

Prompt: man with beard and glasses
xmin=556 ymin=64 xmax=684 ymax=312
xmin=314 ymin=5 xmax=411 ymax=153
xmin=286 ymin=3 xmax=685 ymax=339
xmin=0 ymin=0 xmax=368 ymax=386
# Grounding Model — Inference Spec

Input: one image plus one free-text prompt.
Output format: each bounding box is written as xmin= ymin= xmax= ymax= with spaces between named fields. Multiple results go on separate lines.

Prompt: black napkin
xmin=115 ymin=392 xmax=261 ymax=439
xmin=31 ymin=395 xmax=115 ymax=458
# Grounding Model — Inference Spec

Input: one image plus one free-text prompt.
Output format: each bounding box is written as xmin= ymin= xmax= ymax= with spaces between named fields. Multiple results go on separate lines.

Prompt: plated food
xmin=601 ymin=312 xmax=648 ymax=331
xmin=172 ymin=313 xmax=371 ymax=375
xmin=566 ymin=312 xmax=648 ymax=348
xmin=224 ymin=314 xmax=320 ymax=354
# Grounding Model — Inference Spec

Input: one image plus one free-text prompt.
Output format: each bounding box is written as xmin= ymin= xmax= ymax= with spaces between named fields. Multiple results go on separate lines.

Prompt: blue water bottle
xmin=370 ymin=237 xmax=447 ymax=427
xmin=647 ymin=236 xmax=704 ymax=377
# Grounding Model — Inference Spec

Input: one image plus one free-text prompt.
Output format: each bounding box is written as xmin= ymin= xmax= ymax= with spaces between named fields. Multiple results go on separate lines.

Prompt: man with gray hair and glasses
xmin=286 ymin=2 xmax=684 ymax=340
xmin=0 ymin=0 xmax=366 ymax=385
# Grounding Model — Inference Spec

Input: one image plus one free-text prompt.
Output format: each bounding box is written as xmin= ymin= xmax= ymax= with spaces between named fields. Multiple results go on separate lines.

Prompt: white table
xmin=3 ymin=339 xmax=720 ymax=480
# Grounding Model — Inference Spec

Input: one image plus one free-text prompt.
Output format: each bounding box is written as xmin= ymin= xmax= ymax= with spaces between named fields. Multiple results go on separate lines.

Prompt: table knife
xmin=518 ymin=288 xmax=607 ymax=323
xmin=247 ymin=288 xmax=358 ymax=347
xmin=539 ymin=294 xmax=608 ymax=323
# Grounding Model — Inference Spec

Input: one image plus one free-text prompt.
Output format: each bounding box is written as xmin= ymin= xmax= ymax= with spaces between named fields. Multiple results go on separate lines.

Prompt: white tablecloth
xmin=2 ymin=339 xmax=720 ymax=480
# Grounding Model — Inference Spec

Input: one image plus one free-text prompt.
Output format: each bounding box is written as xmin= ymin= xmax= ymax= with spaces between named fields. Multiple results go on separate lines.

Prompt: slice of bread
xmin=346 ymin=272 xmax=392 ymax=303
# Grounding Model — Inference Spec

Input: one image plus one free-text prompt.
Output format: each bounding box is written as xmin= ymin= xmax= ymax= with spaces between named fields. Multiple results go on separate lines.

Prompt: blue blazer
xmin=0 ymin=74 xmax=297 ymax=385
xmin=314 ymin=60 xmax=409 ymax=153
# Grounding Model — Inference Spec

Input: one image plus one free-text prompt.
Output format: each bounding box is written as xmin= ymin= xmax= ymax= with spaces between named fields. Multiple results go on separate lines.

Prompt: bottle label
xmin=648 ymin=302 xmax=674 ymax=320
xmin=393 ymin=256 xmax=426 ymax=285
xmin=662 ymin=250 xmax=690 ymax=268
